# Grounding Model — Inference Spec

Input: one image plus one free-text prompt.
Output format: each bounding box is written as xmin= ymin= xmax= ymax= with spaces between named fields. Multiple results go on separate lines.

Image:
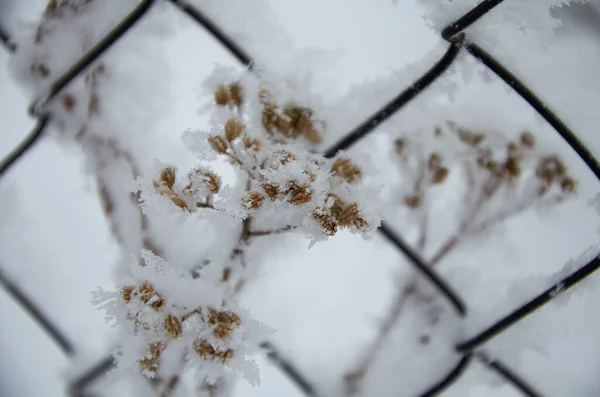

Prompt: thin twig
xmin=247 ymin=225 xmax=297 ymax=237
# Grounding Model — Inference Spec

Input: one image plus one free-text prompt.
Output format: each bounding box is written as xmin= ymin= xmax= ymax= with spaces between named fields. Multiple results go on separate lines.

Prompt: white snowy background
xmin=1 ymin=0 xmax=600 ymax=396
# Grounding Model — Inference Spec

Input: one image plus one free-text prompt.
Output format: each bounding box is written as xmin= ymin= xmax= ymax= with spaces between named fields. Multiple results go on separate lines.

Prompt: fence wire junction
xmin=1 ymin=0 xmax=600 ymax=396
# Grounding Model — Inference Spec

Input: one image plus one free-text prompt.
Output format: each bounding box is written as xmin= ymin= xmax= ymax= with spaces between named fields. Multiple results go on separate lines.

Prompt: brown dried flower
xmin=207 ymin=308 xmax=241 ymax=339
xmin=561 ymin=177 xmax=576 ymax=193
xmin=159 ymin=167 xmax=176 ymax=189
xmin=285 ymin=181 xmax=313 ymax=205
xmin=121 ymin=286 xmax=134 ymax=303
xmin=520 ymin=131 xmax=536 ymax=148
xmin=313 ymin=211 xmax=338 ymax=236
xmin=261 ymin=183 xmax=280 ymax=199
xmin=224 ymin=118 xmax=244 ymax=142
xmin=62 ymin=93 xmax=75 ymax=111
xmin=214 ymin=85 xmax=230 ymax=106
xmin=242 ymin=191 xmax=264 ymax=210
xmin=505 ymin=157 xmax=521 ymax=179
xmin=164 ymin=314 xmax=182 ymax=338
xmin=193 ymin=339 xmax=234 ymax=363
xmin=458 ymin=128 xmax=485 ymax=147
xmin=331 ymin=158 xmax=362 ymax=183
xmin=137 ymin=281 xmax=164 ymax=311
xmin=394 ymin=138 xmax=406 ymax=155
xmin=193 ymin=170 xmax=221 ymax=193
xmin=208 ymin=135 xmax=228 ymax=154
xmin=404 ymin=194 xmax=423 ymax=209
xmin=243 ymin=136 xmax=262 ymax=151
xmin=228 ymin=82 xmax=244 ymax=107
xmin=138 ymin=341 xmax=166 ymax=373
xmin=432 ymin=167 xmax=449 ymax=184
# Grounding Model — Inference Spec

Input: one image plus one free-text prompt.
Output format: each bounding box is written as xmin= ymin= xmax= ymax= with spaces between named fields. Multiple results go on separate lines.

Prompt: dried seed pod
xmin=241 ymin=191 xmax=264 ymax=210
xmin=164 ymin=314 xmax=182 ymax=338
xmin=62 ymin=93 xmax=75 ymax=111
xmin=191 ymin=170 xmax=221 ymax=193
xmin=394 ymin=138 xmax=406 ymax=155
xmin=432 ymin=167 xmax=449 ymax=184
xmin=505 ymin=157 xmax=521 ymax=179
xmin=277 ymin=151 xmax=296 ymax=164
xmin=507 ymin=141 xmax=519 ymax=155
xmin=404 ymin=194 xmax=423 ymax=209
xmin=561 ymin=177 xmax=576 ymax=193
xmin=337 ymin=202 xmax=361 ymax=227
xmin=121 ymin=286 xmax=134 ymax=303
xmin=458 ymin=128 xmax=484 ymax=146
xmin=285 ymin=181 xmax=313 ymax=205
xmin=139 ymin=341 xmax=166 ymax=373
xmin=214 ymin=84 xmax=230 ymax=106
xmin=159 ymin=167 xmax=176 ymax=189
xmin=228 ymin=82 xmax=243 ymax=107
xmin=224 ymin=118 xmax=244 ymax=142
xmin=313 ymin=211 xmax=338 ymax=236
xmin=520 ymin=131 xmax=536 ymax=148
xmin=137 ymin=281 xmax=164 ymax=310
xmin=208 ymin=135 xmax=228 ymax=154
xmin=242 ymin=136 xmax=262 ymax=151
xmin=207 ymin=308 xmax=241 ymax=339
xmin=331 ymin=158 xmax=362 ymax=183
xmin=428 ymin=152 xmax=442 ymax=171
xmin=32 ymin=63 xmax=50 ymax=77
xmin=261 ymin=183 xmax=279 ymax=199
xmin=434 ymin=126 xmax=442 ymax=137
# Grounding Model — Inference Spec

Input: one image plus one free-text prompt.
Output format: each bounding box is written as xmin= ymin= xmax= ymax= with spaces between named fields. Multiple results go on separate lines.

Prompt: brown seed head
xmin=214 ymin=84 xmax=230 ymax=106
xmin=505 ymin=157 xmax=521 ymax=179
xmin=520 ymin=131 xmax=536 ymax=148
xmin=138 ymin=341 xmax=166 ymax=373
xmin=428 ymin=152 xmax=443 ymax=171
xmin=194 ymin=339 xmax=235 ymax=363
xmin=242 ymin=136 xmax=262 ymax=152
xmin=561 ymin=177 xmax=577 ymax=194
xmin=205 ymin=308 xmax=241 ymax=339
xmin=193 ymin=170 xmax=221 ymax=193
xmin=62 ymin=93 xmax=75 ymax=111
xmin=137 ymin=281 xmax=164 ymax=311
xmin=277 ymin=151 xmax=296 ymax=164
xmin=261 ymin=183 xmax=280 ymax=200
xmin=241 ymin=191 xmax=264 ymax=210
xmin=432 ymin=167 xmax=449 ymax=184
xmin=160 ymin=167 xmax=176 ymax=189
xmin=224 ymin=118 xmax=244 ymax=142
xmin=507 ymin=141 xmax=519 ymax=155
xmin=228 ymin=82 xmax=243 ymax=107
xmin=458 ymin=128 xmax=485 ymax=146
xmin=285 ymin=181 xmax=313 ymax=205
xmin=164 ymin=314 xmax=182 ymax=338
xmin=336 ymin=202 xmax=361 ymax=227
xmin=121 ymin=286 xmax=134 ymax=303
xmin=394 ymin=138 xmax=406 ymax=155
xmin=404 ymin=194 xmax=423 ymax=209
xmin=434 ymin=126 xmax=442 ymax=137
xmin=208 ymin=135 xmax=228 ymax=154
xmin=313 ymin=211 xmax=338 ymax=236
xmin=331 ymin=158 xmax=362 ymax=183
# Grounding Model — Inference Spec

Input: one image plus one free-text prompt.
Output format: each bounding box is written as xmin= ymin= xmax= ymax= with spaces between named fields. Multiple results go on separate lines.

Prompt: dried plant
xmin=94 ymin=70 xmax=381 ymax=395
xmin=344 ymin=121 xmax=578 ymax=394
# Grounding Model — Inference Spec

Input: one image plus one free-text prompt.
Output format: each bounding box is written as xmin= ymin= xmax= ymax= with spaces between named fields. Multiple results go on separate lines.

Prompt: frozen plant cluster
xmin=4 ymin=0 xmax=599 ymax=396
xmin=96 ymin=66 xmax=382 ymax=390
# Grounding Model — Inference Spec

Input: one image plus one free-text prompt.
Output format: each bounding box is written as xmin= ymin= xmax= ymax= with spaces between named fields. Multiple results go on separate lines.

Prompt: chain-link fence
xmin=1 ymin=0 xmax=600 ymax=396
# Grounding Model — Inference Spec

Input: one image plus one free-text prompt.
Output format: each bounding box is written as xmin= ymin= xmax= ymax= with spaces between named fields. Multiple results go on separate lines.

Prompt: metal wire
xmin=1 ymin=0 xmax=600 ymax=396
xmin=0 ymin=265 xmax=74 ymax=355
